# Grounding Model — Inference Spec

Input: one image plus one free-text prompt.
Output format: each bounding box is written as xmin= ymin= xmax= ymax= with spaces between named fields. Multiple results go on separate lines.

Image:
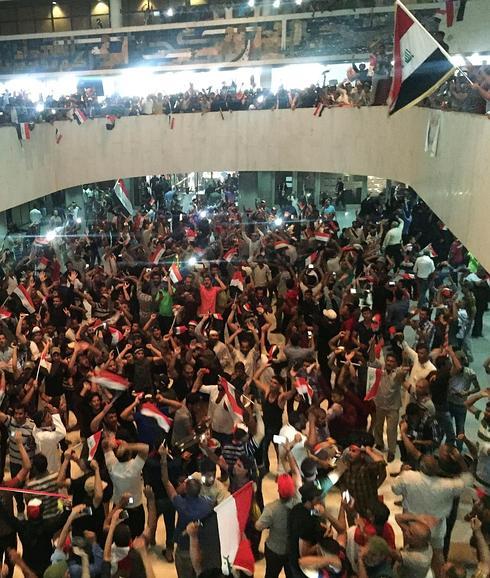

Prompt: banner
xmin=425 ymin=111 xmax=441 ymax=157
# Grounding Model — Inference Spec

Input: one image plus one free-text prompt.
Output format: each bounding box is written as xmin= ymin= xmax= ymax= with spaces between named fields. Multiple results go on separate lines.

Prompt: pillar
xmin=0 ymin=211 xmax=8 ymax=241
xmin=257 ymin=172 xmax=275 ymax=207
xmin=260 ymin=67 xmax=272 ymax=90
xmin=314 ymin=172 xmax=321 ymax=206
xmin=291 ymin=172 xmax=298 ymax=197
xmin=239 ymin=172 xmax=258 ymax=210
xmin=110 ymin=0 xmax=123 ymax=28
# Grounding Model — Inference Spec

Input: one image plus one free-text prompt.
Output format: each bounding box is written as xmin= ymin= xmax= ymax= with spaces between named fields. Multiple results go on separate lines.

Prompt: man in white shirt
xmin=103 ymin=439 xmax=149 ymax=538
xmin=198 ymin=383 xmax=238 ymax=442
xmin=393 ymin=437 xmax=472 ymax=578
xmin=401 ymin=340 xmax=436 ymax=389
xmin=382 ymin=218 xmax=404 ymax=269
xmin=32 ymin=405 xmax=66 ymax=473
xmin=414 ymin=251 xmax=435 ymax=307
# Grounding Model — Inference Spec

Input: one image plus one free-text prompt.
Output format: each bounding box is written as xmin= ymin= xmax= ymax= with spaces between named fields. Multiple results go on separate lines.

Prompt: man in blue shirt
xmin=160 ymin=444 xmax=213 ymax=578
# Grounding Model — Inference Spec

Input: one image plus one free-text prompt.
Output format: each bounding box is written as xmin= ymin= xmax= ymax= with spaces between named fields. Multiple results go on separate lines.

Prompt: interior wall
xmin=0 ymin=107 xmax=489 ymax=268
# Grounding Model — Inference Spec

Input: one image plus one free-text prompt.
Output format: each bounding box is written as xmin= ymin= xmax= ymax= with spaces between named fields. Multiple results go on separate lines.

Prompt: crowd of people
xmin=0 ymin=179 xmax=489 ymax=578
xmin=0 ymin=59 xmax=488 ymax=137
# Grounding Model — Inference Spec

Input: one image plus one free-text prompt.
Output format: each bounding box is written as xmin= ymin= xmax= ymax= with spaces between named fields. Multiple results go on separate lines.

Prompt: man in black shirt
xmin=287 ymin=482 xmax=324 ymax=578
xmin=429 ymin=348 xmax=461 ymax=446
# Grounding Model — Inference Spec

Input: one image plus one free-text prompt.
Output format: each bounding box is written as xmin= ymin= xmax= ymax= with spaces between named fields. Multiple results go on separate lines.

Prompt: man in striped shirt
xmin=0 ymin=404 xmax=36 ymax=515
xmin=25 ymin=453 xmax=60 ymax=519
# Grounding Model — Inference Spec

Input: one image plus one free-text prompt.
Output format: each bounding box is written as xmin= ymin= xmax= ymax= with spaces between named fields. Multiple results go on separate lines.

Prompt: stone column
xmin=110 ymin=0 xmax=123 ymax=28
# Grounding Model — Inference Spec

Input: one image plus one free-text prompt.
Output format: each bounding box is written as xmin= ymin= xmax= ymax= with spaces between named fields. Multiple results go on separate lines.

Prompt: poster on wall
xmin=425 ymin=111 xmax=442 ymax=158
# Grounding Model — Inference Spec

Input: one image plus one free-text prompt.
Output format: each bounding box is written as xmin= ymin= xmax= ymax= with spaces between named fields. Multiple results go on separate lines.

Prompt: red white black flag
xmin=388 ymin=1 xmax=455 ymax=115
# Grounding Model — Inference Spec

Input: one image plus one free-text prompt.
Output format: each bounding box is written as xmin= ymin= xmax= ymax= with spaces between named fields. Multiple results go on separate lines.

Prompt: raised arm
xmin=252 ymin=402 xmax=265 ymax=445
xmin=465 ymin=389 xmax=489 ymax=415
xmin=471 ymin=517 xmax=490 ymax=575
xmin=13 ymin=431 xmax=32 ymax=482
xmin=89 ymin=401 xmax=115 ymax=433
xmin=159 ymin=444 xmax=177 ymax=500
xmin=90 ymin=459 xmax=104 ymax=509
xmin=56 ymin=504 xmax=87 ymax=551
xmin=103 ymin=508 xmax=124 ymax=562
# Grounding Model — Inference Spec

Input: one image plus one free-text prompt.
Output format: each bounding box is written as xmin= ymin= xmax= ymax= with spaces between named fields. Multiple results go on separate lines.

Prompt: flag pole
xmin=395 ymin=0 xmax=473 ymax=84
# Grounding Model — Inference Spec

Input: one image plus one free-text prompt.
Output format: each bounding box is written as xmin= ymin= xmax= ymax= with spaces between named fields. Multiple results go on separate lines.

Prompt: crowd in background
xmin=0 ymin=178 xmax=489 ymax=578
xmin=0 ymin=58 xmax=488 ymax=133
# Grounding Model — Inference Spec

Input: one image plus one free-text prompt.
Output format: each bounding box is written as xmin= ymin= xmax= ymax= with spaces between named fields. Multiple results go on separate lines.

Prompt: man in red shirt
xmin=198 ymin=274 xmax=226 ymax=316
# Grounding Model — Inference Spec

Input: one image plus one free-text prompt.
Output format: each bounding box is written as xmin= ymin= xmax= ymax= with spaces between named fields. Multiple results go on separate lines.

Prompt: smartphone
xmin=81 ymin=506 xmax=93 ymax=517
xmin=307 ymin=330 xmax=313 ymax=339
xmin=342 ymin=490 xmax=351 ymax=502
xmin=119 ymin=510 xmax=129 ymax=520
xmin=273 ymin=435 xmax=286 ymax=445
xmin=128 ymin=497 xmax=134 ymax=505
xmin=388 ymin=281 xmax=396 ymax=286
xmin=350 ymin=288 xmax=357 ymax=294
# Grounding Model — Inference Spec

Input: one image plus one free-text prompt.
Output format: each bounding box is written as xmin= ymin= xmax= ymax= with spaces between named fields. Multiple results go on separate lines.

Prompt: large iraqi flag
xmin=200 ymin=481 xmax=255 ymax=575
xmin=388 ymin=0 xmax=455 ymax=115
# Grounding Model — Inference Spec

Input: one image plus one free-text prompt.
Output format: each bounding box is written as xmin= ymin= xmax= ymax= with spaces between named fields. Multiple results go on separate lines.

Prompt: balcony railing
xmin=0 ymin=4 xmax=440 ymax=76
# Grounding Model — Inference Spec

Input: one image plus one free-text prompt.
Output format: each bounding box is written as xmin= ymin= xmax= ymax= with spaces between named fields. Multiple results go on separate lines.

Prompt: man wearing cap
xmin=256 ymin=473 xmax=300 ymax=578
xmin=0 ymin=494 xmax=70 ymax=577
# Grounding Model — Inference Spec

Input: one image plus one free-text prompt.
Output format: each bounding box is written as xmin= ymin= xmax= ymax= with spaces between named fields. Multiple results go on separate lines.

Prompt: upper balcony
xmin=0 ymin=1 xmax=469 ymax=77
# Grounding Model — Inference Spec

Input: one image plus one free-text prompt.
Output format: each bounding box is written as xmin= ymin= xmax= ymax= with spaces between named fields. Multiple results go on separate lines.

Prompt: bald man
xmin=393 ymin=512 xmax=437 ymax=578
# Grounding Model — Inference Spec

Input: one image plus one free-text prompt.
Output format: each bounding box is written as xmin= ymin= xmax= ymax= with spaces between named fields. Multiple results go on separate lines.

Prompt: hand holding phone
xmin=273 ymin=435 xmax=286 ymax=445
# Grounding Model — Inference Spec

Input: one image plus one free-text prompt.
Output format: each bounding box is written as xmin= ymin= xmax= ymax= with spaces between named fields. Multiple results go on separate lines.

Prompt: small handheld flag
xmin=223 ymin=247 xmax=238 ymax=263
xmin=219 ymin=376 xmax=244 ymax=421
xmin=17 ymin=123 xmax=31 ymax=141
xmin=314 ymin=232 xmax=331 ymax=243
xmin=140 ymin=402 xmax=173 ymax=432
xmin=90 ymin=370 xmax=129 ymax=391
xmin=13 ymin=285 xmax=35 ymax=314
xmin=169 ymin=263 xmax=183 ymax=284
xmin=294 ymin=376 xmax=314 ymax=404
xmin=87 ymin=430 xmax=102 ymax=461
xmin=73 ymin=109 xmax=87 ymax=125
xmin=365 ymin=366 xmax=383 ymax=401
xmin=114 ymin=179 xmax=134 ymax=217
